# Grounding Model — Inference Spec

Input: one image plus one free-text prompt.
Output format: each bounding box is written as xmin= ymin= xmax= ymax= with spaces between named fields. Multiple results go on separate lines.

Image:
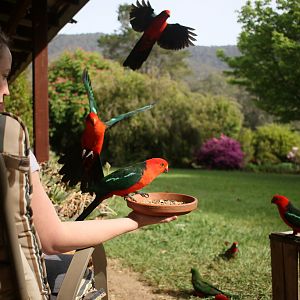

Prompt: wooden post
xmin=269 ymin=231 xmax=300 ymax=300
xmin=32 ymin=0 xmax=49 ymax=162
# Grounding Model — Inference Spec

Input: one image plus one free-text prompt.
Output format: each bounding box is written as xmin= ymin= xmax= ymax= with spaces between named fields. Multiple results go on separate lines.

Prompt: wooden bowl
xmin=126 ymin=192 xmax=198 ymax=217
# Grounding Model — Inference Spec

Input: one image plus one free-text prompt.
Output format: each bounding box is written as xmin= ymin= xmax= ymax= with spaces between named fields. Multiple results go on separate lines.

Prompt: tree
xmin=5 ymin=71 xmax=33 ymax=141
xmin=217 ymin=0 xmax=300 ymax=122
xmin=98 ymin=3 xmax=192 ymax=80
xmin=48 ymin=49 xmax=244 ymax=167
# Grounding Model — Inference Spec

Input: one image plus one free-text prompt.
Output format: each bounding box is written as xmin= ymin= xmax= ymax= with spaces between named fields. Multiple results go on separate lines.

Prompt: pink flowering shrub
xmin=195 ymin=134 xmax=244 ymax=169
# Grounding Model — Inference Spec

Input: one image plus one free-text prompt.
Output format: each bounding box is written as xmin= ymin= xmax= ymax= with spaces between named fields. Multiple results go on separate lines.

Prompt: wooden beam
xmin=32 ymin=0 xmax=49 ymax=162
xmin=4 ymin=0 xmax=31 ymax=35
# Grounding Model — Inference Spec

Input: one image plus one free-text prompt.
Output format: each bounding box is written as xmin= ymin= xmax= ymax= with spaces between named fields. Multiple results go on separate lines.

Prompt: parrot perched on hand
xmin=59 ymin=68 xmax=155 ymax=192
xmin=219 ymin=242 xmax=239 ymax=260
xmin=76 ymin=158 xmax=168 ymax=220
xmin=123 ymin=0 xmax=197 ymax=70
xmin=271 ymin=194 xmax=300 ymax=235
xmin=191 ymin=268 xmax=232 ymax=299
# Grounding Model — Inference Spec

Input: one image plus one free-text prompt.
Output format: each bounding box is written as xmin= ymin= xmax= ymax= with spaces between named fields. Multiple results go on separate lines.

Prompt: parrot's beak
xmin=164 ymin=166 xmax=168 ymax=173
xmin=271 ymin=197 xmax=276 ymax=204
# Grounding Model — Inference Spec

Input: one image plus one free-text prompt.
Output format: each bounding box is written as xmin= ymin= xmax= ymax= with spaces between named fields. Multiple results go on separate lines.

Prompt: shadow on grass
xmin=152 ymin=288 xmax=193 ymax=299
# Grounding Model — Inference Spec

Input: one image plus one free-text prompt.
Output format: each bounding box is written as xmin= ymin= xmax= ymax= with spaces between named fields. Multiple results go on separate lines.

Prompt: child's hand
xmin=127 ymin=211 xmax=178 ymax=228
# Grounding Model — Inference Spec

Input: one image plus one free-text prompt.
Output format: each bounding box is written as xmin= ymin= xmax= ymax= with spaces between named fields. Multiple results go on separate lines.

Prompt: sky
xmin=59 ymin=0 xmax=250 ymax=46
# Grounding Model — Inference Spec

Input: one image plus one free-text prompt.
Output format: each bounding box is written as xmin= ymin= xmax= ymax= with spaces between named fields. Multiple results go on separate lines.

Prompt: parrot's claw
xmin=133 ymin=191 xmax=149 ymax=198
xmin=125 ymin=192 xmax=149 ymax=201
xmin=124 ymin=194 xmax=136 ymax=201
xmin=139 ymin=192 xmax=149 ymax=198
xmin=82 ymin=150 xmax=94 ymax=159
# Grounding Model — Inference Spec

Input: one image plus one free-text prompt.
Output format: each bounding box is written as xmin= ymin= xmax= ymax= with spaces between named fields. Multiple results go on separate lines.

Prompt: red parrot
xmin=123 ymin=0 xmax=197 ymax=70
xmin=220 ymin=242 xmax=239 ymax=260
xmin=80 ymin=111 xmax=105 ymax=177
xmin=76 ymin=158 xmax=168 ymax=220
xmin=271 ymin=194 xmax=300 ymax=235
xmin=59 ymin=69 xmax=155 ymax=192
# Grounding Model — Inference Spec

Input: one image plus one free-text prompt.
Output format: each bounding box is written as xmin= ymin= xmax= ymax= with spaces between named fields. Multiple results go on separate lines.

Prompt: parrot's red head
xmin=146 ymin=158 xmax=168 ymax=174
xmin=271 ymin=194 xmax=289 ymax=208
xmin=232 ymin=241 xmax=238 ymax=248
xmin=85 ymin=112 xmax=101 ymax=126
xmin=164 ymin=10 xmax=171 ymax=17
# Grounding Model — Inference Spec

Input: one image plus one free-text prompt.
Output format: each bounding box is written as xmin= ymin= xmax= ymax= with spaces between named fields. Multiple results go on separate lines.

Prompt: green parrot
xmin=76 ymin=157 xmax=168 ymax=220
xmin=191 ymin=268 xmax=232 ymax=298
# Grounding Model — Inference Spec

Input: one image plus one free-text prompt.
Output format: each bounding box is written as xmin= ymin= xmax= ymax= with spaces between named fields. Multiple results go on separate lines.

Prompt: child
xmin=0 ymin=29 xmax=177 ymax=255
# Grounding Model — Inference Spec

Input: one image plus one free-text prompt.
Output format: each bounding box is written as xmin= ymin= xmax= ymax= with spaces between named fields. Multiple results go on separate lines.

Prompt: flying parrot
xmin=59 ymin=68 xmax=155 ymax=192
xmin=271 ymin=194 xmax=300 ymax=235
xmin=123 ymin=0 xmax=197 ymax=70
xmin=76 ymin=157 xmax=168 ymax=220
xmin=219 ymin=242 xmax=239 ymax=260
xmin=191 ymin=268 xmax=232 ymax=299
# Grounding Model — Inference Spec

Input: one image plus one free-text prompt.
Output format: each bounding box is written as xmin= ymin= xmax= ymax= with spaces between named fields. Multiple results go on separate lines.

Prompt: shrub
xmin=48 ymin=49 xmax=112 ymax=154
xmin=189 ymin=94 xmax=244 ymax=143
xmin=195 ymin=134 xmax=244 ymax=169
xmin=238 ymin=128 xmax=255 ymax=164
xmin=245 ymin=162 xmax=300 ymax=174
xmin=253 ymin=123 xmax=300 ymax=164
xmin=5 ymin=71 xmax=33 ymax=142
xmin=48 ymin=49 xmax=244 ymax=167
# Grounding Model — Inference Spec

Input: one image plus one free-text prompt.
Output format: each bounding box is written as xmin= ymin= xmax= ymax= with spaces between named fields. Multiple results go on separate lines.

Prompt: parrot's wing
xmin=82 ymin=68 xmax=98 ymax=114
xmin=192 ymin=278 xmax=221 ymax=296
xmin=75 ymin=163 xmax=145 ymax=221
xmin=105 ymin=103 xmax=156 ymax=128
xmin=58 ymin=143 xmax=104 ymax=190
xmin=58 ymin=143 xmax=84 ymax=187
xmin=130 ymin=0 xmax=156 ymax=32
xmin=285 ymin=203 xmax=300 ymax=228
xmin=80 ymin=155 xmax=105 ymax=193
xmin=102 ymin=163 xmax=145 ymax=191
xmin=157 ymin=24 xmax=197 ymax=50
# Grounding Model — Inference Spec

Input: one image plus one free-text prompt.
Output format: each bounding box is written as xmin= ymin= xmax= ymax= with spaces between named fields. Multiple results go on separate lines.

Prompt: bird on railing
xmin=271 ymin=194 xmax=300 ymax=235
xmin=123 ymin=0 xmax=197 ymax=70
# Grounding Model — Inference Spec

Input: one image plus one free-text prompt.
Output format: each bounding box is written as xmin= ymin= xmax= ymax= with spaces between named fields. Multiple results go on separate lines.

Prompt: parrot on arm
xmin=191 ymin=268 xmax=232 ymax=299
xmin=271 ymin=194 xmax=300 ymax=235
xmin=76 ymin=157 xmax=168 ymax=221
xmin=58 ymin=68 xmax=155 ymax=192
xmin=123 ymin=0 xmax=197 ymax=70
xmin=219 ymin=242 xmax=239 ymax=260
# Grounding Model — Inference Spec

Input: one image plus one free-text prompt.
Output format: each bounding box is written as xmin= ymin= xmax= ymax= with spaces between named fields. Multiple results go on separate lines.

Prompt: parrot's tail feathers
xmin=75 ymin=194 xmax=108 ymax=221
xmin=105 ymin=103 xmax=155 ymax=128
xmin=82 ymin=68 xmax=98 ymax=114
xmin=123 ymin=37 xmax=154 ymax=70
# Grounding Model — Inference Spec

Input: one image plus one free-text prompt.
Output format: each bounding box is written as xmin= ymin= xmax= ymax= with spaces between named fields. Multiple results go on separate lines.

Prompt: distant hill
xmin=49 ymin=33 xmax=103 ymax=59
xmin=49 ymin=33 xmax=239 ymax=79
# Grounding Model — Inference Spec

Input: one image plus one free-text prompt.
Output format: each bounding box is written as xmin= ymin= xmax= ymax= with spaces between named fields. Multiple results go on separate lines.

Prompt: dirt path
xmin=107 ymin=258 xmax=179 ymax=300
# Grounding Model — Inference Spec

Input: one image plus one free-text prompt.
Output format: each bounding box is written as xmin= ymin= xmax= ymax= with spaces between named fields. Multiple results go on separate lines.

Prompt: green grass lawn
xmin=103 ymin=169 xmax=300 ymax=299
